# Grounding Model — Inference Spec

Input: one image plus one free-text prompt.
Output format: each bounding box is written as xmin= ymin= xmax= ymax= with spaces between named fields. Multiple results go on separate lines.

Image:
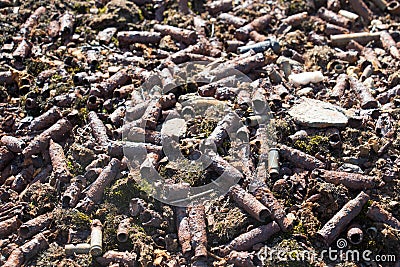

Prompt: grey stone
xmin=288 ymin=97 xmax=348 ymax=128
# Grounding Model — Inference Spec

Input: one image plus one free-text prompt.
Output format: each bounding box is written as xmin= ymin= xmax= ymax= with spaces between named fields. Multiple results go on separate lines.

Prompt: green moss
xmin=71 ymin=210 xmax=92 ymax=226
xmin=111 ymin=36 xmax=119 ymax=46
xmin=105 ymin=177 xmax=150 ymax=213
xmin=79 ymin=107 xmax=89 ymax=121
xmin=26 ymin=60 xmax=50 ymax=76
xmin=137 ymin=8 xmax=144 ymax=21
xmin=294 ymin=135 xmax=329 ymax=155
xmin=98 ymin=6 xmax=107 ymax=14
xmin=292 ymin=220 xmax=306 ymax=235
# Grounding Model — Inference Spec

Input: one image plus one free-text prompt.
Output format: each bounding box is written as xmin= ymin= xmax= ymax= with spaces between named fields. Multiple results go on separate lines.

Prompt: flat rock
xmin=288 ymin=98 xmax=348 ymax=128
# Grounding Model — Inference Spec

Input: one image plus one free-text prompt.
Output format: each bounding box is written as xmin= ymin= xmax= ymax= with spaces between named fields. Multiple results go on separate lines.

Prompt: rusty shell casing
xmin=175 ymin=207 xmax=192 ymax=255
xmin=281 ymin=12 xmax=308 ymax=26
xmin=84 ymin=158 xmax=121 ymax=204
xmin=18 ymin=213 xmax=52 ymax=239
xmin=2 ymin=232 xmax=48 ymax=267
xmin=235 ymin=15 xmax=272 ymax=41
xmin=117 ymin=218 xmax=132 ymax=243
xmin=88 ymin=111 xmax=109 ymax=147
xmin=0 ymin=216 xmax=22 ymax=238
xmin=348 ymin=75 xmax=378 ymax=109
xmin=96 ymin=251 xmax=136 ymax=267
xmin=206 ymin=0 xmax=232 ymax=14
xmin=388 ymin=0 xmax=400 ymax=14
xmin=278 ymin=144 xmax=325 ymax=171
xmin=229 ymin=185 xmax=271 ymax=222
xmin=218 ymin=13 xmax=247 ymax=28
xmin=1 ymin=136 xmax=26 ymax=153
xmin=331 ymin=74 xmax=348 ymax=98
xmin=29 ymin=107 xmax=62 ymax=132
xmin=188 ymin=205 xmax=207 ymax=260
xmin=366 ymin=202 xmax=400 ymax=230
xmin=255 ymin=187 xmax=293 ymax=232
xmin=226 ymin=221 xmax=280 ymax=252
xmin=23 ymin=118 xmax=72 ymax=157
xmin=311 ymin=169 xmax=382 ymax=190
xmin=154 ymin=24 xmax=197 ymax=45
xmin=347 ymin=224 xmax=363 ymax=244
xmin=0 ymin=146 xmax=14 ymax=171
xmin=316 ymin=191 xmax=370 ymax=246
xmin=49 ymin=139 xmax=72 ymax=183
xmin=348 ymin=0 xmax=373 ymax=22
xmin=318 ymin=7 xmax=351 ymax=27
xmin=117 ymin=31 xmax=161 ymax=45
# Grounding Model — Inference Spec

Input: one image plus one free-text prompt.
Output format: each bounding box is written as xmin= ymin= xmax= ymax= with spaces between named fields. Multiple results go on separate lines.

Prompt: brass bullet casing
xmin=268 ymin=148 xmax=280 ymax=177
xmin=65 ymin=243 xmax=91 ymax=255
xmin=90 ymin=219 xmax=103 ymax=256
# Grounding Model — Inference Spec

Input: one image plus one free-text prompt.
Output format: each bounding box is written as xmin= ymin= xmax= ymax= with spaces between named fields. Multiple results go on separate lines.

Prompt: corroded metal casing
xmin=388 ymin=1 xmax=400 ymax=14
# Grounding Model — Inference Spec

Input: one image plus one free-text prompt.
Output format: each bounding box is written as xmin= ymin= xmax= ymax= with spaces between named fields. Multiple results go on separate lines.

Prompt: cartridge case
xmin=117 ymin=218 xmax=132 ymax=242
xmin=268 ymin=148 xmax=280 ymax=177
xmin=316 ymin=191 xmax=370 ymax=246
xmin=88 ymin=111 xmax=109 ymax=147
xmin=255 ymin=187 xmax=293 ymax=232
xmin=388 ymin=0 xmax=400 ymax=14
xmin=1 ymin=136 xmax=26 ymax=153
xmin=90 ymin=219 xmax=103 ymax=256
xmin=18 ymin=213 xmax=52 ymax=239
xmin=366 ymin=202 xmax=400 ymax=230
xmin=311 ymin=169 xmax=382 ymax=190
xmin=278 ymin=144 xmax=325 ymax=170
xmin=0 ymin=146 xmax=14 ymax=171
xmin=348 ymin=0 xmax=373 ymax=22
xmin=117 ymin=31 xmax=162 ymax=45
xmin=188 ymin=205 xmax=207 ymax=260
xmin=218 ymin=13 xmax=247 ymax=28
xmin=49 ymin=139 xmax=72 ymax=183
xmin=3 ymin=232 xmax=48 ymax=267
xmin=225 ymin=221 xmax=280 ymax=252
xmin=347 ymin=225 xmax=363 ymax=244
xmin=154 ymin=24 xmax=197 ymax=45
xmin=0 ymin=216 xmax=22 ymax=238
xmin=65 ymin=243 xmax=91 ymax=255
xmin=331 ymin=32 xmax=381 ymax=46
xmin=229 ymin=185 xmax=270 ymax=222
xmin=23 ymin=118 xmax=72 ymax=157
